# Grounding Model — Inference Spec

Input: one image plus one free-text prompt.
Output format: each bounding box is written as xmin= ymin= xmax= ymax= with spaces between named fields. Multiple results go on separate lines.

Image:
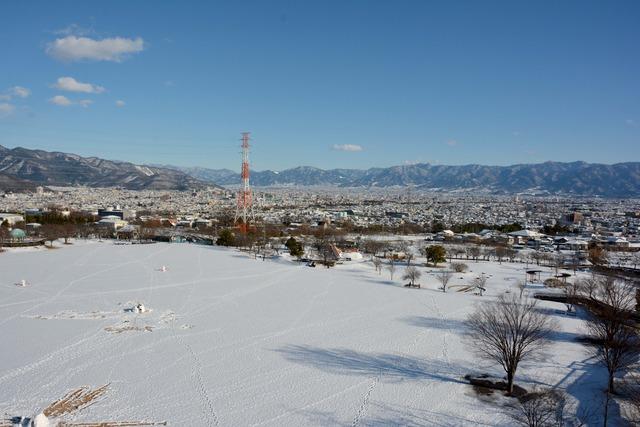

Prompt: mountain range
xmin=169 ymin=162 xmax=640 ymax=197
xmin=1 ymin=145 xmax=638 ymax=197
xmin=0 ymin=145 xmax=217 ymax=191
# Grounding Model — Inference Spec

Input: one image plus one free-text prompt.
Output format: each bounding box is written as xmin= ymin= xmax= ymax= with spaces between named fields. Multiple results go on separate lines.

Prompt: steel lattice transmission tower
xmin=234 ymin=132 xmax=254 ymax=233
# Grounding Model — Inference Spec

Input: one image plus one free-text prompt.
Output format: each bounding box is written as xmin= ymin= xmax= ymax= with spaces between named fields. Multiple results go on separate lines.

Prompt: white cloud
xmin=0 ymin=94 xmax=10 ymax=101
xmin=53 ymin=77 xmax=105 ymax=94
xmin=46 ymin=36 xmax=145 ymax=62
xmin=332 ymin=144 xmax=363 ymax=152
xmin=446 ymin=140 xmax=458 ymax=147
xmin=0 ymin=103 xmax=15 ymax=117
xmin=49 ymin=95 xmax=94 ymax=108
xmin=10 ymin=86 xmax=30 ymax=98
xmin=115 ymin=100 xmax=126 ymax=107
xmin=49 ymin=95 xmax=73 ymax=106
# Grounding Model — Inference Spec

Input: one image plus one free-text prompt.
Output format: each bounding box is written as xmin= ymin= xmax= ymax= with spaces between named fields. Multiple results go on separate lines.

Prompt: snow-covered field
xmin=0 ymin=242 xmax=613 ymax=425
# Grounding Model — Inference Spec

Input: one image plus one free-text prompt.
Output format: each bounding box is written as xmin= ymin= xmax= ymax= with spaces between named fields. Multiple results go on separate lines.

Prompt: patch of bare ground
xmin=29 ymin=385 xmax=167 ymax=426
xmin=44 ymin=385 xmax=110 ymax=417
xmin=465 ymin=374 xmax=528 ymax=398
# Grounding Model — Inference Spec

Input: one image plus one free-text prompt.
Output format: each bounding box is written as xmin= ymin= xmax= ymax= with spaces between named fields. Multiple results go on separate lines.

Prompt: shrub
xmin=216 ymin=229 xmax=236 ymax=246
xmin=451 ymin=262 xmax=468 ymax=273
xmin=543 ymin=278 xmax=564 ymax=288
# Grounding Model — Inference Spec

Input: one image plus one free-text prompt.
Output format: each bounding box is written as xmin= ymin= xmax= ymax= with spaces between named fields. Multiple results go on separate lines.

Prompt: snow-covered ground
xmin=0 ymin=241 xmax=615 ymax=425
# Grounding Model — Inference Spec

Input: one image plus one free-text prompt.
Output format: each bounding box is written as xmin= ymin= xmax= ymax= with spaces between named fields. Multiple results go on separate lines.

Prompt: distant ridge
xmin=0 ymin=145 xmax=219 ymax=191
xmin=2 ymin=144 xmax=637 ymax=196
xmin=168 ymin=161 xmax=640 ymax=197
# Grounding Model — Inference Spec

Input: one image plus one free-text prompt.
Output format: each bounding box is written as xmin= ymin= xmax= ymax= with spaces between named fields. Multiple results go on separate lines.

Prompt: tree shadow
xmin=402 ymin=315 xmax=582 ymax=344
xmin=400 ymin=315 xmax=467 ymax=333
xmin=362 ymin=278 xmax=401 ymax=287
xmin=274 ymin=344 xmax=466 ymax=384
xmin=558 ymin=356 xmax=626 ymax=426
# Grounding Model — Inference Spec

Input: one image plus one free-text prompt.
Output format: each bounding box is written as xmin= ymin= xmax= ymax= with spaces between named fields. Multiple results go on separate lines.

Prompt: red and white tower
xmin=235 ymin=132 xmax=254 ymax=233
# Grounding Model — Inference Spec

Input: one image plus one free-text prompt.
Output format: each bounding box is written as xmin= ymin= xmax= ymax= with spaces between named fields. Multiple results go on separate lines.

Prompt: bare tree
xmin=579 ymin=276 xmax=599 ymax=300
xmin=403 ymin=265 xmax=421 ymax=287
xmin=61 ymin=223 xmax=77 ymax=244
xmin=405 ymin=250 xmax=415 ymax=266
xmin=437 ymin=269 xmax=453 ymax=293
xmin=466 ymin=293 xmax=555 ymax=395
xmin=495 ymin=246 xmax=508 ymax=264
xmin=472 ymin=274 xmax=488 ymax=296
xmin=0 ymin=226 xmax=8 ymax=251
xmin=387 ymin=259 xmax=396 ymax=281
xmin=517 ymin=280 xmax=527 ymax=299
xmin=397 ymin=240 xmax=410 ymax=259
xmin=451 ymin=262 xmax=468 ymax=273
xmin=41 ymin=224 xmax=62 ymax=248
xmin=586 ymin=279 xmax=639 ymax=396
xmin=372 ymin=257 xmax=382 ymax=274
xmin=362 ymin=239 xmax=384 ymax=257
xmin=531 ymin=252 xmax=543 ymax=266
xmin=468 ymin=246 xmax=481 ymax=262
xmin=563 ymin=280 xmax=582 ymax=313
xmin=505 ymin=247 xmax=518 ymax=263
xmin=508 ymin=389 xmax=567 ymax=427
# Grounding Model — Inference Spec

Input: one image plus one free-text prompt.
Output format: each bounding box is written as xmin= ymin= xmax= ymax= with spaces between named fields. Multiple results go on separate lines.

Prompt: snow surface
xmin=0 ymin=242 xmax=616 ymax=425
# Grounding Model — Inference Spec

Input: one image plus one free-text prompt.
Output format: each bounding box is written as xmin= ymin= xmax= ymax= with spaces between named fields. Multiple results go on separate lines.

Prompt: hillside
xmin=0 ymin=145 xmax=219 ymax=191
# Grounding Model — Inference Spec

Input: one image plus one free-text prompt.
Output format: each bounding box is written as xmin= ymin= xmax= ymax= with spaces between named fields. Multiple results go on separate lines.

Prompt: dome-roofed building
xmin=9 ymin=228 xmax=26 ymax=241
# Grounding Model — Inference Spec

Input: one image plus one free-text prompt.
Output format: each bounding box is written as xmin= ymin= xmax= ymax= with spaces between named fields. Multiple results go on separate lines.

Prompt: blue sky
xmin=0 ymin=1 xmax=638 ymax=171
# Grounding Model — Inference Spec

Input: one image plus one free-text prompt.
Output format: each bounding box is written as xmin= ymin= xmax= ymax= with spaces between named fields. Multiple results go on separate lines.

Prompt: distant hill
xmin=0 ymin=145 xmax=219 ymax=191
xmin=0 ymin=172 xmax=42 ymax=193
xmin=169 ymin=162 xmax=640 ymax=197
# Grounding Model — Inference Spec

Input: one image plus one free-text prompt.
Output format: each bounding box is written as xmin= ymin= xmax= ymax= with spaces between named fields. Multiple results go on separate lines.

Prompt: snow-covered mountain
xmin=0 ymin=145 xmax=219 ymax=191
xmin=170 ymin=161 xmax=640 ymax=197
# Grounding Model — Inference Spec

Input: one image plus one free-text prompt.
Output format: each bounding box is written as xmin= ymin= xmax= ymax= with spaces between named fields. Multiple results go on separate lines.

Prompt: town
xmin=2 ymin=186 xmax=639 ymax=259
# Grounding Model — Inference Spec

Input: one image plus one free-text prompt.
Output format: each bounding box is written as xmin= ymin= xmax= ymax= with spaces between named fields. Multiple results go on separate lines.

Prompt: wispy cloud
xmin=1 ymin=86 xmax=30 ymax=101
xmin=46 ymin=36 xmax=145 ymax=62
xmin=332 ymin=144 xmax=363 ymax=152
xmin=53 ymin=23 xmax=95 ymax=37
xmin=626 ymin=119 xmax=636 ymax=127
xmin=446 ymin=140 xmax=458 ymax=147
xmin=115 ymin=100 xmax=126 ymax=107
xmin=53 ymin=77 xmax=105 ymax=94
xmin=49 ymin=95 xmax=92 ymax=108
xmin=10 ymin=86 xmax=30 ymax=98
xmin=0 ymin=103 xmax=15 ymax=117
